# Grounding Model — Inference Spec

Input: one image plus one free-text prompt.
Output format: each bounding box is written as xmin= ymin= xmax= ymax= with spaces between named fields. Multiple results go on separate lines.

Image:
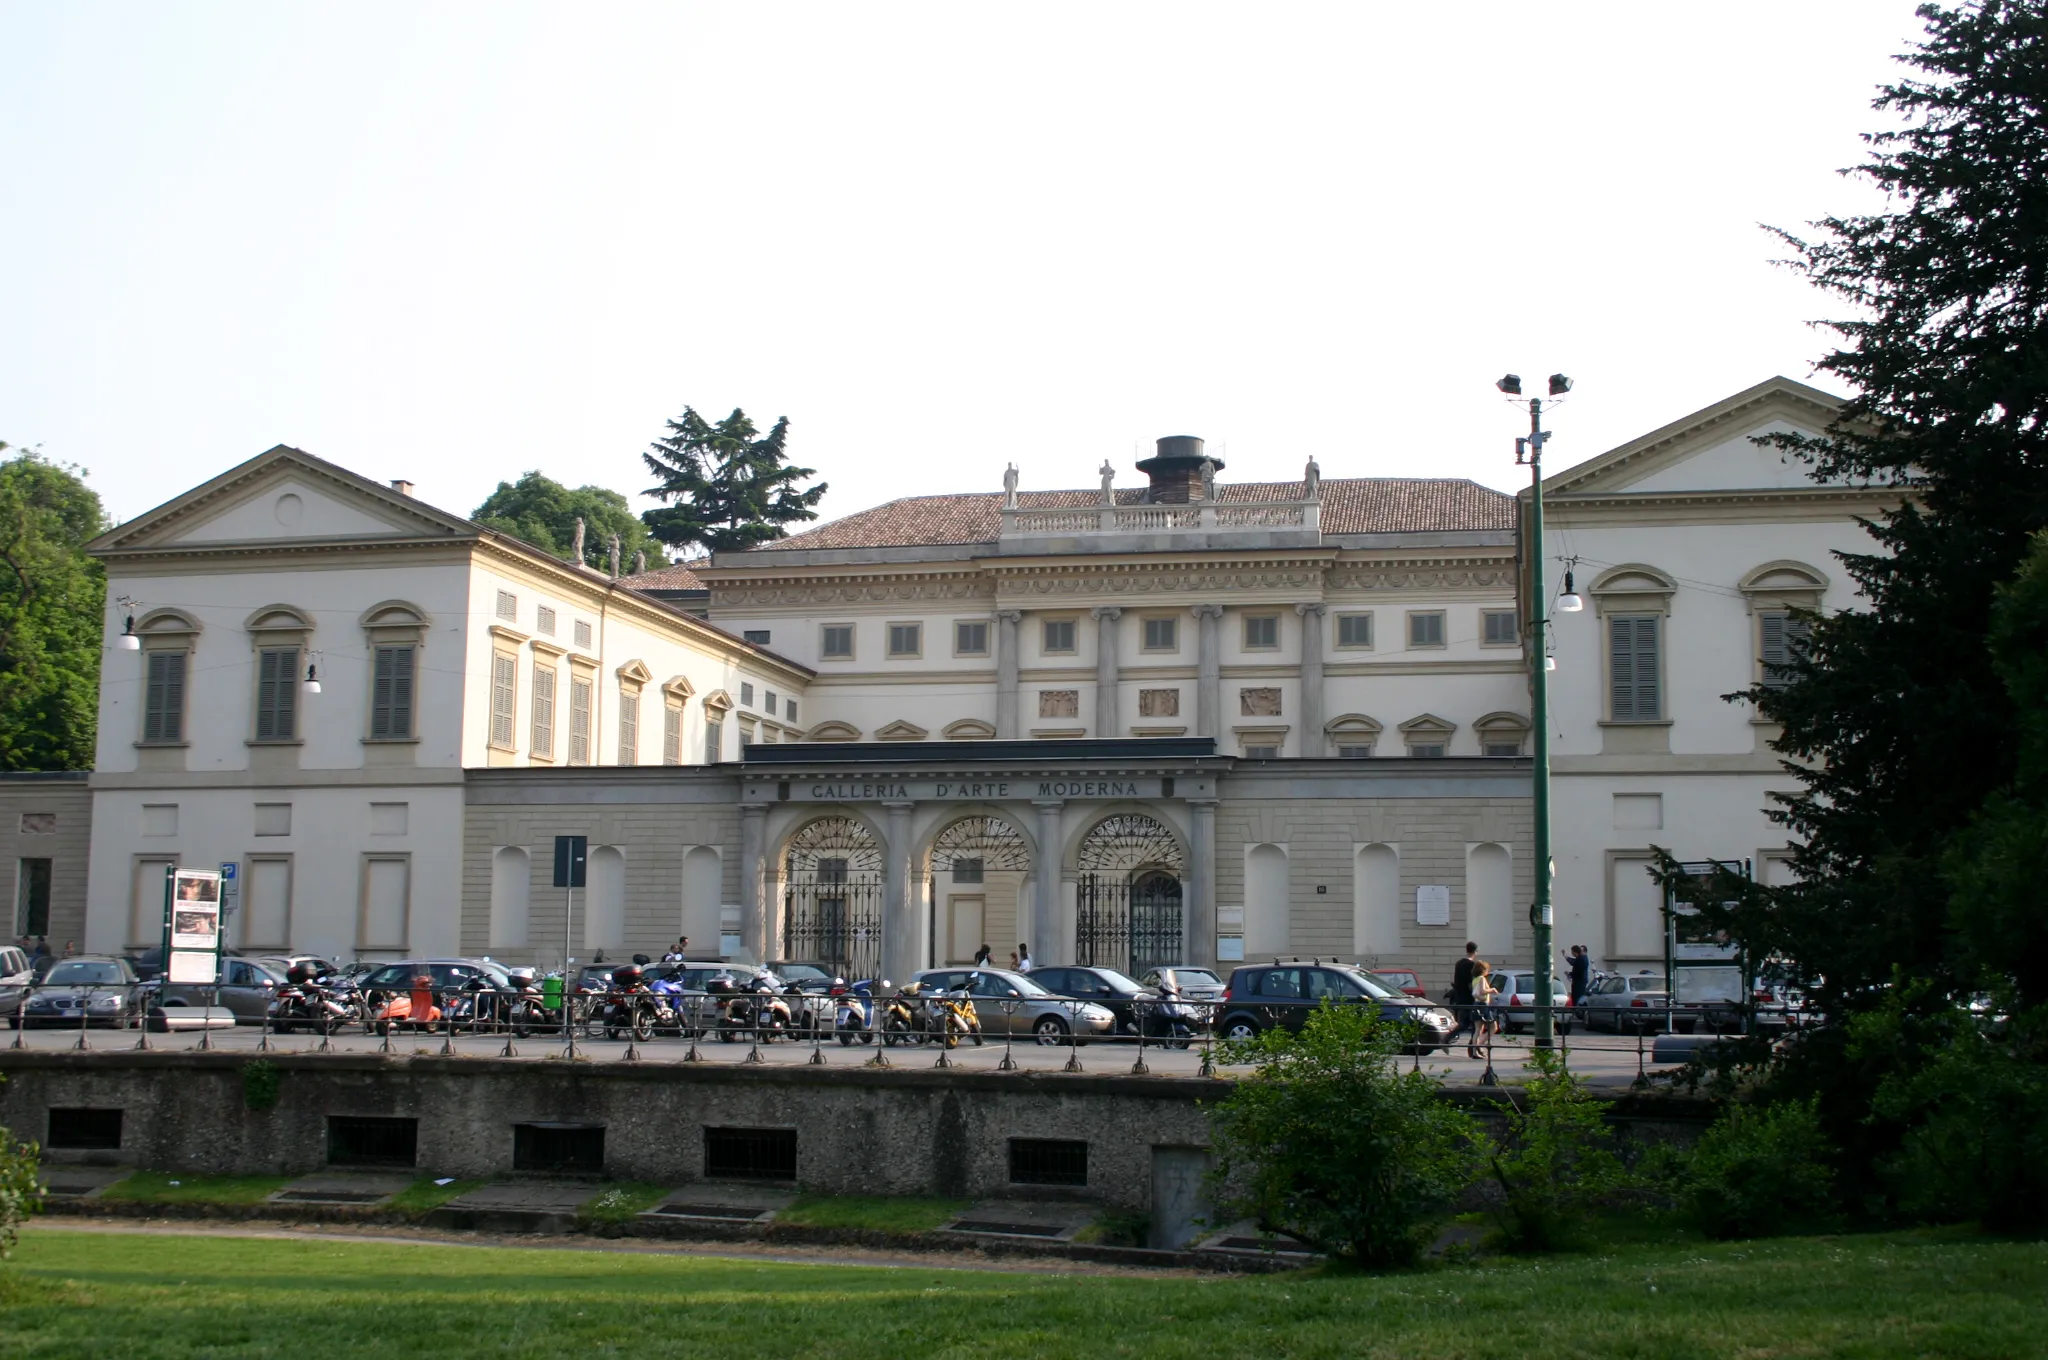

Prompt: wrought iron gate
xmin=783 ymin=873 xmax=882 ymax=980
xmin=1075 ymin=871 xmax=1183 ymax=976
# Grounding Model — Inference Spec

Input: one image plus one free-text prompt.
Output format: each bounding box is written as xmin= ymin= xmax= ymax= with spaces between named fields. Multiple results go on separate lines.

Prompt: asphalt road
xmin=7 ymin=1020 xmax=1682 ymax=1088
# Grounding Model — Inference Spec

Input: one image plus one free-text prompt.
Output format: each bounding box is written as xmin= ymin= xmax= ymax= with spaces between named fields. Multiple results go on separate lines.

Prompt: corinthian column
xmin=1092 ymin=606 xmax=1122 ymax=738
xmin=996 ymin=609 xmax=1023 ymax=739
xmin=1193 ymin=604 xmax=1224 ymax=741
xmin=1296 ymin=602 xmax=1327 ymax=757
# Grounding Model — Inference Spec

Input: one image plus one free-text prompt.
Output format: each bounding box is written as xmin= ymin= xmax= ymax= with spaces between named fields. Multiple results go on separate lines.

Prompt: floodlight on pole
xmin=1548 ymin=374 xmax=1574 ymax=396
xmin=1496 ymin=374 xmax=1523 ymax=396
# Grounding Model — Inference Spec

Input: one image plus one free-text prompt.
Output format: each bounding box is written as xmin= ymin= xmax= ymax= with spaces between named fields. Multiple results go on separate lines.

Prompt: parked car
xmin=1576 ymin=972 xmax=1687 ymax=1033
xmin=19 ymin=956 xmax=145 ymax=1029
xmin=249 ymin=954 xmax=340 ymax=982
xmin=913 ymin=967 xmax=1116 ymax=1045
xmin=765 ymin=961 xmax=840 ymax=993
xmin=1028 ymin=965 xmax=1157 ymax=1036
xmin=1216 ymin=962 xmax=1458 ymax=1051
xmin=158 ymin=956 xmax=286 ymax=1023
xmin=1138 ymin=965 xmax=1226 ymax=1005
xmin=359 ymin=958 xmax=515 ymax=1001
xmin=0 ymin=945 xmax=31 ymax=1020
xmin=1369 ymin=968 xmax=1427 ymax=998
xmin=1491 ymin=969 xmax=1574 ymax=1035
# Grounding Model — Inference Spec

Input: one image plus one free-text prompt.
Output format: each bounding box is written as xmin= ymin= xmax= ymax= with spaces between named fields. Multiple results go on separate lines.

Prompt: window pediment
xmin=1397 ymin=712 xmax=1456 ymax=737
xmin=135 ymin=607 xmax=201 ymax=646
xmin=1739 ymin=560 xmax=1828 ymax=609
xmin=1473 ymin=710 xmax=1530 ymax=735
xmin=661 ymin=673 xmax=696 ymax=700
xmin=1324 ymin=712 xmax=1383 ymax=737
xmin=803 ymin=719 xmax=862 ymax=742
xmin=1588 ymin=564 xmax=1676 ymax=616
xmin=875 ymin=719 xmax=930 ymax=742
xmin=359 ymin=599 xmax=430 ymax=642
xmin=943 ymin=718 xmax=997 ymax=741
xmin=702 ymin=688 xmax=734 ymax=713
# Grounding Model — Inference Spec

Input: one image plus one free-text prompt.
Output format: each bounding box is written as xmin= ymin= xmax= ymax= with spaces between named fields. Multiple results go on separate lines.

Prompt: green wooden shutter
xmin=1610 ymin=616 xmax=1660 ymax=721
xmin=256 ymin=647 xmax=297 ymax=740
xmin=373 ymin=645 xmax=415 ymax=739
xmin=144 ymin=652 xmax=187 ymax=742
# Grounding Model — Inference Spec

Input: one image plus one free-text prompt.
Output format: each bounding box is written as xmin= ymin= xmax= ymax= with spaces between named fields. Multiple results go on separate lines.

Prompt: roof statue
xmin=1002 ymin=463 xmax=1020 ymax=509
xmin=1303 ymin=456 xmax=1321 ymax=501
xmin=1098 ymin=459 xmax=1116 ymax=506
xmin=1198 ymin=458 xmax=1217 ymax=502
xmin=607 ymin=533 xmax=621 ymax=580
xmin=570 ymin=516 xmax=586 ymax=565
xmin=631 ymin=549 xmax=646 ymax=576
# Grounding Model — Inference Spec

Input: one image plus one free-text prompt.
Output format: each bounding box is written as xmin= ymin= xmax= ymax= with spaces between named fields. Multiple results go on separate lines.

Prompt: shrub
xmin=1684 ymin=1098 xmax=1835 ymax=1240
xmin=0 ymin=1122 xmax=41 ymax=1259
xmin=1484 ymin=1048 xmax=1627 ymax=1251
xmin=1208 ymin=1003 xmax=1480 ymax=1267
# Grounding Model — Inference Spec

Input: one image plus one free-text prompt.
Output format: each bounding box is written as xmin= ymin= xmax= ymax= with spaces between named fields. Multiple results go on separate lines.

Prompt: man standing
xmin=1450 ymin=941 xmax=1478 ymax=1040
xmin=1016 ymin=943 xmax=1034 ymax=973
xmin=1566 ymin=944 xmax=1591 ymax=1008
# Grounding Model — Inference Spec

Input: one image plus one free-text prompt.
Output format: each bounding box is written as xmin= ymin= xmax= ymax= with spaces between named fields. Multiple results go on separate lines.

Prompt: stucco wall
xmin=0 ymin=774 xmax=90 ymax=948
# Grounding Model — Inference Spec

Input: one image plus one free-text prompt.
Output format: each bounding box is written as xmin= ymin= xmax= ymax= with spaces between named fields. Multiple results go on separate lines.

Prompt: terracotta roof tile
xmin=749 ymin=478 xmax=1514 ymax=552
xmin=621 ymin=559 xmax=709 ymax=590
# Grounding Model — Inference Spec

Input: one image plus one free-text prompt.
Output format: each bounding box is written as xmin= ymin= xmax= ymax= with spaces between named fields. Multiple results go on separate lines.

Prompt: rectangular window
xmin=663 ymin=702 xmax=682 ymax=765
xmin=1142 ymin=616 xmax=1178 ymax=651
xmin=764 ymin=690 xmax=778 ymax=716
xmin=743 ymin=629 xmax=771 ymax=646
xmin=740 ymin=682 xmax=755 ymax=707
xmin=143 ymin=651 xmax=187 ymax=742
xmin=821 ymin=624 xmax=854 ymax=659
xmin=1407 ymin=611 xmax=1446 ymax=648
xmin=14 ymin=858 xmax=51 ymax=936
xmin=1760 ymin=611 xmax=1812 ymax=690
xmin=255 ymin=646 xmax=299 ymax=741
xmin=536 ymin=605 xmax=556 ymax=636
xmin=495 ymin=590 xmax=517 ymax=622
xmin=1482 ymin=609 xmax=1519 ymax=646
xmin=489 ymin=654 xmax=517 ymax=749
xmin=369 ymin=645 xmax=415 ymax=739
xmin=705 ymin=718 xmax=724 ymax=764
xmin=1407 ymin=741 xmax=1447 ymax=758
xmin=1042 ymin=619 xmax=1076 ymax=654
xmin=1243 ymin=615 xmax=1278 ymax=649
xmin=1483 ymin=740 xmax=1524 ymax=758
xmin=1336 ymin=744 xmax=1374 ymax=758
xmin=573 ymin=619 xmax=593 ymax=649
xmin=618 ymin=692 xmax=639 ymax=765
xmin=569 ymin=678 xmax=592 ymax=764
xmin=955 ymin=620 xmax=989 ymax=656
xmin=531 ymin=666 xmax=555 ymax=757
xmin=888 ymin=623 xmax=922 ymax=657
xmin=786 ymin=699 xmax=798 ymax=722
xmin=1336 ymin=613 xmax=1373 ymax=648
xmin=951 ymin=857 xmax=984 ymax=885
xmin=1242 ymin=743 xmax=1280 ymax=759
xmin=1609 ymin=614 xmax=1662 ymax=721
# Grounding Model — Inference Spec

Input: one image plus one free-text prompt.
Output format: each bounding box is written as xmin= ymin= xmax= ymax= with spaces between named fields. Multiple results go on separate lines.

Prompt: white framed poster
xmin=169 ymin=868 xmax=221 ymax=949
xmin=1415 ymin=884 xmax=1451 ymax=927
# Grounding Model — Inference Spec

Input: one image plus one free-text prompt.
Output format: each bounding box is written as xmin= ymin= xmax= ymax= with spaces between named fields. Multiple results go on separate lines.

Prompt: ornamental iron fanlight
xmin=783 ymin=816 xmax=882 ymax=877
xmin=929 ymin=815 xmax=1032 ymax=873
xmin=1076 ymin=813 xmax=1185 ymax=875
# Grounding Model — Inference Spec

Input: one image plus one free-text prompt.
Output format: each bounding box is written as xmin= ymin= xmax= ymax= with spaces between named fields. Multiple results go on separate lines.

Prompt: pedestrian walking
xmin=1449 ymin=941 xmax=1478 ymax=1042
xmin=973 ymin=943 xmax=992 ymax=967
xmin=1468 ymin=960 xmax=1500 ymax=1060
xmin=1016 ymin=943 xmax=1034 ymax=973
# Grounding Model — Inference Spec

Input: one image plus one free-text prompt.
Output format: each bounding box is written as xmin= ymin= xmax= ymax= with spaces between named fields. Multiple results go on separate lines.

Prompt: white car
xmin=1577 ymin=973 xmax=1687 ymax=1034
xmin=1492 ymin=970 xmax=1573 ymax=1035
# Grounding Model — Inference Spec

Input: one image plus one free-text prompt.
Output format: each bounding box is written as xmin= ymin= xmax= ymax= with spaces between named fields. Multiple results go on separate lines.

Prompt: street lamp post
xmin=1498 ymin=372 xmax=1571 ymax=1050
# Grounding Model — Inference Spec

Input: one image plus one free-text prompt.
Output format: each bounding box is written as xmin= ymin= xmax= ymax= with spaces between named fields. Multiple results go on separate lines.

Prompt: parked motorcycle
xmin=599 ymin=964 xmax=675 ymax=1042
xmin=932 ymin=980 xmax=983 ymax=1049
xmin=882 ymin=982 xmax=924 ymax=1046
xmin=834 ymin=979 xmax=876 ymax=1045
xmin=369 ymin=974 xmax=442 ymax=1034
xmin=1145 ymin=983 xmax=1199 ymax=1049
xmin=268 ymin=963 xmax=357 ymax=1034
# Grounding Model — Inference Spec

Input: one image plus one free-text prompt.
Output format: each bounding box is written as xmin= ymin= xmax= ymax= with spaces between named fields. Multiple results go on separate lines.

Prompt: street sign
xmin=552 ymin=836 xmax=588 ymax=889
xmin=219 ymin=861 xmax=241 ymax=920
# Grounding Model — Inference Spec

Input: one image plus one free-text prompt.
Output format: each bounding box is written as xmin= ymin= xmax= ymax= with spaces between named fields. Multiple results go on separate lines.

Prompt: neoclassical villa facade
xmin=27 ymin=375 xmax=1867 ymax=987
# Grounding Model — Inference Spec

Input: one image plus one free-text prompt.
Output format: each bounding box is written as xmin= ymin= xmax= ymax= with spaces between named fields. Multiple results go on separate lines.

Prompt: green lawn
xmin=1 ymin=1227 xmax=2043 ymax=1357
xmin=776 ymin=1194 xmax=967 ymax=1233
xmin=95 ymin=1172 xmax=296 ymax=1206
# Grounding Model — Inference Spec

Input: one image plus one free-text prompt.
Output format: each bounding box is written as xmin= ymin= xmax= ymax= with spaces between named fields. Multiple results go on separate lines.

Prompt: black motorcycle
xmin=599 ymin=964 xmax=673 ymax=1043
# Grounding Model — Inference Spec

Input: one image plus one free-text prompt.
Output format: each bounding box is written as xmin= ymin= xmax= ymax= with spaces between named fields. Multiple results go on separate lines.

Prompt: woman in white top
xmin=1468 ymin=959 xmax=1499 ymax=1059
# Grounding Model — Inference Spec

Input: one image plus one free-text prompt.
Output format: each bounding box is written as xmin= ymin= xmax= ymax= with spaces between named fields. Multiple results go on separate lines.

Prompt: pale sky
xmin=1 ymin=2 xmax=1921 ymax=533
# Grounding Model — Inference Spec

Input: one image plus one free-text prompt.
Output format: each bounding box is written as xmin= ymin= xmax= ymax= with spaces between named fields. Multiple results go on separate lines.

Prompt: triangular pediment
xmin=1540 ymin=377 xmax=1850 ymax=499
xmin=90 ymin=446 xmax=477 ymax=554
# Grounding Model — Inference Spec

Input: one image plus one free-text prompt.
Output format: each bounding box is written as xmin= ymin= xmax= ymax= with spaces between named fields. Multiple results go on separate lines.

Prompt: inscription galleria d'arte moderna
xmin=797 ymin=780 xmax=1151 ymax=801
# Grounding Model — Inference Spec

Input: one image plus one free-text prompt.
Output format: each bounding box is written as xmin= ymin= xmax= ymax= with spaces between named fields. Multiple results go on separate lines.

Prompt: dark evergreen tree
xmin=639 ymin=407 xmax=826 ymax=555
xmin=1718 ymin=0 xmax=2048 ymax=1010
xmin=471 ymin=471 xmax=666 ymax=571
xmin=0 ymin=445 xmax=107 ymax=770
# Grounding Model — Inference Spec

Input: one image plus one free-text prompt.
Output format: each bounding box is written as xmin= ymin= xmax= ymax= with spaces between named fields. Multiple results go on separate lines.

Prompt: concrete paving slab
xmin=945 ymin=1197 xmax=1097 ymax=1240
xmin=643 ymin=1182 xmax=797 ymax=1224
xmin=270 ymin=1172 xmax=414 ymax=1206
xmin=427 ymin=1180 xmax=599 ymax=1234
xmin=39 ymin=1165 xmax=130 ymax=1199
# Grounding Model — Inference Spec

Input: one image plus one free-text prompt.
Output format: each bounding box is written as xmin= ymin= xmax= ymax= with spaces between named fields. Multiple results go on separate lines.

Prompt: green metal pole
xmin=1529 ymin=399 xmax=1556 ymax=1049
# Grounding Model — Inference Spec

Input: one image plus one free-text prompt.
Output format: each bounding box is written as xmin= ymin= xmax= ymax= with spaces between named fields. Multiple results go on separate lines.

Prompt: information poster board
xmin=163 ymin=866 xmax=224 ymax=985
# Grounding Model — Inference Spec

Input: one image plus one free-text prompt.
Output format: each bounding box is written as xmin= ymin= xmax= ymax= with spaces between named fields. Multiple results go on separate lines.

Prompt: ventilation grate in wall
xmin=513 ymin=1122 xmax=605 ymax=1174
xmin=1008 ymin=1137 xmax=1088 ymax=1186
xmin=327 ymin=1115 xmax=419 ymax=1168
xmin=46 ymin=1107 xmax=122 ymax=1150
xmin=703 ymin=1126 xmax=797 ymax=1180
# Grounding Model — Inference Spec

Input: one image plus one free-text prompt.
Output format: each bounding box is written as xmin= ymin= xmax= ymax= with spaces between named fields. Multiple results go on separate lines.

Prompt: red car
xmin=1371 ymin=968 xmax=1428 ymax=998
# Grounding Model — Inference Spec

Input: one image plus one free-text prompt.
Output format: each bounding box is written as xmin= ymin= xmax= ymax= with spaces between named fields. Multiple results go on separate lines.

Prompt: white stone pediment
xmin=1543 ymin=377 xmax=1851 ymax=499
xmin=92 ymin=446 xmax=473 ymax=553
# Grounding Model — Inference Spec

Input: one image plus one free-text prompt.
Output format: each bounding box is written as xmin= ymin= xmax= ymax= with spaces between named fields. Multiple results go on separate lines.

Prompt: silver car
xmin=1491 ymin=969 xmax=1574 ymax=1035
xmin=1576 ymin=972 xmax=1679 ymax=1033
xmin=914 ymin=967 xmax=1117 ymax=1045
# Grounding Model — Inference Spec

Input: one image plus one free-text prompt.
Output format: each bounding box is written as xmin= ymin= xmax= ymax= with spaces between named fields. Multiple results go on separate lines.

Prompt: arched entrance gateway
xmin=1076 ymin=813 xmax=1185 ymax=976
xmin=926 ymin=815 xmax=1031 ymax=967
xmin=782 ymin=817 xmax=882 ymax=979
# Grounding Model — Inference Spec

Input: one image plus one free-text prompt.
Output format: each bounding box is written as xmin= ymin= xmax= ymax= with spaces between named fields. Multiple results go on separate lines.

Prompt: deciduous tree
xmin=0 ymin=445 xmax=107 ymax=771
xmin=471 ymin=471 xmax=667 ymax=572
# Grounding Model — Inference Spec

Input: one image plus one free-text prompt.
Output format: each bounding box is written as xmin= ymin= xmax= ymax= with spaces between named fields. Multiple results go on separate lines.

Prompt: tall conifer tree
xmin=639 ymin=407 xmax=826 ymax=555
